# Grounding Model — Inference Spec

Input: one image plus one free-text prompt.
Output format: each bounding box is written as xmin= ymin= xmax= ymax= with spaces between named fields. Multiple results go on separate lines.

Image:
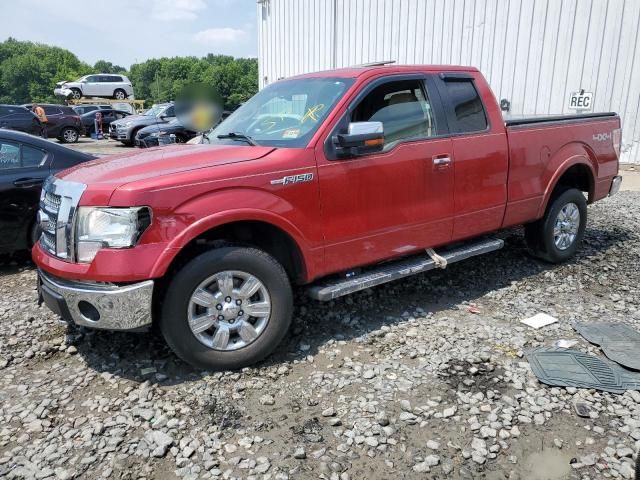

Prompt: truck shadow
xmin=73 ymin=225 xmax=633 ymax=385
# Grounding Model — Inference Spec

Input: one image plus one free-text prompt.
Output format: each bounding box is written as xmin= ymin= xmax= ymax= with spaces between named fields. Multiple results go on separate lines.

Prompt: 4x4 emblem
xmin=270 ymin=173 xmax=314 ymax=186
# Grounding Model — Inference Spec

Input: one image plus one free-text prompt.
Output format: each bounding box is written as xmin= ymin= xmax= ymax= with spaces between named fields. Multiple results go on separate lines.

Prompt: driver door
xmin=315 ymin=76 xmax=455 ymax=274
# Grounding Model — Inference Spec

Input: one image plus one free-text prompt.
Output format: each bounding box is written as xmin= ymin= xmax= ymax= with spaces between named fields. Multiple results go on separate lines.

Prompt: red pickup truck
xmin=34 ymin=65 xmax=622 ymax=370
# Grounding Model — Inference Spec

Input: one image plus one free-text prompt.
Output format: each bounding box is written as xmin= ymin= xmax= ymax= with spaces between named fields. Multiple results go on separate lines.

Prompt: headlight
xmin=75 ymin=207 xmax=152 ymax=263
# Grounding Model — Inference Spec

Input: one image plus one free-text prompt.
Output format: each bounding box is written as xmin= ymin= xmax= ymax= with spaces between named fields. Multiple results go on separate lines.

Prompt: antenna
xmin=352 ymin=60 xmax=396 ymax=67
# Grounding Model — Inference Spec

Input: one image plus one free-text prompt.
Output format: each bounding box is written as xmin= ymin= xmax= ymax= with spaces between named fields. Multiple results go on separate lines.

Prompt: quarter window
xmin=441 ymin=79 xmax=487 ymax=133
xmin=0 ymin=142 xmax=20 ymax=169
xmin=351 ymin=79 xmax=435 ymax=150
xmin=0 ymin=141 xmax=46 ymax=169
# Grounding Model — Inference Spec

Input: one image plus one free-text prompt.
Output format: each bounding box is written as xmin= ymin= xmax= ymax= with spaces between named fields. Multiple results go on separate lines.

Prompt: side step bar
xmin=307 ymin=238 xmax=504 ymax=301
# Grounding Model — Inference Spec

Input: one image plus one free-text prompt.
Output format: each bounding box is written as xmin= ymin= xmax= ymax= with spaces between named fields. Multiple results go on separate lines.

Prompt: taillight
xmin=612 ymin=128 xmax=621 ymax=159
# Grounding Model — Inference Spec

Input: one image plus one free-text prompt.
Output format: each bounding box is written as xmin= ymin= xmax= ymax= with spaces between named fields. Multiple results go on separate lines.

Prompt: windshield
xmin=144 ymin=105 xmax=165 ymax=117
xmin=208 ymin=77 xmax=354 ymax=147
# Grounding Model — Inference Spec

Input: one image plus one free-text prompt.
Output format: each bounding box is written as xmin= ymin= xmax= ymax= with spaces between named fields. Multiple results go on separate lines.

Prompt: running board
xmin=307 ymin=238 xmax=504 ymax=301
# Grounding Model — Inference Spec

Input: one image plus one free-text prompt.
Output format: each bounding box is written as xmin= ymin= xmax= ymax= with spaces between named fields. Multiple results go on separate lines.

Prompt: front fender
xmin=148 ymin=188 xmax=321 ymax=280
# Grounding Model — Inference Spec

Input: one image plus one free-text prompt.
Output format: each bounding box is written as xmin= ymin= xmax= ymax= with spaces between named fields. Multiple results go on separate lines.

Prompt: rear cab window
xmin=435 ymin=74 xmax=488 ymax=134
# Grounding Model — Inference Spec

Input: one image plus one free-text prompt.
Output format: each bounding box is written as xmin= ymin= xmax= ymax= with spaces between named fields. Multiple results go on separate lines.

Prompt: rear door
xmin=316 ymin=75 xmax=455 ymax=273
xmin=433 ymin=73 xmax=509 ymax=240
xmin=43 ymin=106 xmax=63 ymax=136
xmin=0 ymin=139 xmax=49 ymax=251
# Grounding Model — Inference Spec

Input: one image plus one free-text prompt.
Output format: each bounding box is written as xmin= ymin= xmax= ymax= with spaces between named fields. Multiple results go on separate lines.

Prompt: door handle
xmin=13 ymin=178 xmax=43 ymax=188
xmin=432 ymin=156 xmax=451 ymax=166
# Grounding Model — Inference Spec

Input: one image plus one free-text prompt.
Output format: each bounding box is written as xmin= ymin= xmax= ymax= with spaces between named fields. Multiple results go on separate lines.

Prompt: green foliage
xmin=0 ymin=38 xmax=258 ymax=109
xmin=0 ymin=38 xmax=91 ymax=103
xmin=129 ymin=54 xmax=258 ymax=109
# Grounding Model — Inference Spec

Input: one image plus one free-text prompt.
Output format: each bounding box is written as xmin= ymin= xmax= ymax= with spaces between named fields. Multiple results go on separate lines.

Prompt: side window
xmin=0 ymin=141 xmax=20 ymax=169
xmin=164 ymin=106 xmax=175 ymax=117
xmin=22 ymin=145 xmax=46 ymax=168
xmin=109 ymin=76 xmax=122 ymax=82
xmin=440 ymin=79 xmax=487 ymax=133
xmin=43 ymin=106 xmax=61 ymax=115
xmin=351 ymin=79 xmax=435 ymax=150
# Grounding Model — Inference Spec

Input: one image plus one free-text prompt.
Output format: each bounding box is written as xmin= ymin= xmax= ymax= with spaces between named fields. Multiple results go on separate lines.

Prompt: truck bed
xmin=501 ymin=111 xmax=621 ymax=228
xmin=504 ymin=111 xmax=617 ymax=127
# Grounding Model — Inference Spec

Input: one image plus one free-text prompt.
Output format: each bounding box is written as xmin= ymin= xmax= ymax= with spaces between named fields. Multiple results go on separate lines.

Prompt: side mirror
xmin=334 ymin=121 xmax=384 ymax=157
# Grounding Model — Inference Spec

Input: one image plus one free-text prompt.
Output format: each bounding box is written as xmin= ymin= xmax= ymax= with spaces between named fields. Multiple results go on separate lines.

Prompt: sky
xmin=1 ymin=0 xmax=258 ymax=67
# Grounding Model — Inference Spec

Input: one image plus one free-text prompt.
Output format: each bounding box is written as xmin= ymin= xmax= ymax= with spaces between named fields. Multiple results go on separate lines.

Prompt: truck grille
xmin=38 ymin=177 xmax=86 ymax=261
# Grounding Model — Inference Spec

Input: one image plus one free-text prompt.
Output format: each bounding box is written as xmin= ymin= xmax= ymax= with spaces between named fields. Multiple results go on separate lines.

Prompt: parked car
xmin=0 ymin=105 xmax=42 ymax=136
xmin=109 ymin=103 xmax=175 ymax=146
xmin=34 ymin=64 xmax=621 ymax=370
xmin=135 ymin=119 xmax=197 ymax=147
xmin=54 ymin=74 xmax=134 ymax=100
xmin=80 ymin=109 xmax=130 ymax=136
xmin=72 ymin=104 xmax=112 ymax=115
xmin=21 ymin=105 xmax=85 ymax=143
xmin=0 ymin=129 xmax=95 ymax=256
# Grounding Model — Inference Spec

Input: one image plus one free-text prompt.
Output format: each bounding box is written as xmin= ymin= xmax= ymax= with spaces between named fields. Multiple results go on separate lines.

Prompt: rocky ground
xmin=1 ymin=192 xmax=639 ymax=480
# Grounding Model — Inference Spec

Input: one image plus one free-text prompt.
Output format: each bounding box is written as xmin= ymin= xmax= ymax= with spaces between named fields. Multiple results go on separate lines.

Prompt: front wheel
xmin=70 ymin=88 xmax=82 ymax=100
xmin=524 ymin=187 xmax=587 ymax=263
xmin=160 ymin=247 xmax=293 ymax=370
xmin=60 ymin=127 xmax=79 ymax=143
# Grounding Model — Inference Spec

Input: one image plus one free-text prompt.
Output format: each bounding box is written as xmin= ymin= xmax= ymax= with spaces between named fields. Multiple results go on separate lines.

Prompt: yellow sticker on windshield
xmin=282 ymin=128 xmax=300 ymax=139
xmin=301 ymin=104 xmax=325 ymax=123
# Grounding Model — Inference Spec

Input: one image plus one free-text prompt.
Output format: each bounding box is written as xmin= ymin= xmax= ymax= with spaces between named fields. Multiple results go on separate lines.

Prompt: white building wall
xmin=257 ymin=0 xmax=640 ymax=164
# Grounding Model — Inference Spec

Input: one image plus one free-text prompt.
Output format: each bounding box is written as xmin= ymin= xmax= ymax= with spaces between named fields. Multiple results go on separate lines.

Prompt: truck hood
xmin=58 ymin=144 xmax=276 ymax=188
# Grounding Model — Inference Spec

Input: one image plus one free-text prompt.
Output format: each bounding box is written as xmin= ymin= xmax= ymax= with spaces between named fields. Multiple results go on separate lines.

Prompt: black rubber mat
xmin=526 ymin=347 xmax=640 ymax=394
xmin=574 ymin=322 xmax=640 ymax=370
xmin=574 ymin=322 xmax=640 ymax=344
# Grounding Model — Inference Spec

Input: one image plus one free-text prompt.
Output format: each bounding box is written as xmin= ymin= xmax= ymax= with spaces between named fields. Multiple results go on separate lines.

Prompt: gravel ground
xmin=1 ymin=192 xmax=639 ymax=480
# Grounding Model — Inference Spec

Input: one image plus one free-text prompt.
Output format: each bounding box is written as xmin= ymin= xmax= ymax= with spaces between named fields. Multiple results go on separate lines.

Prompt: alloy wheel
xmin=187 ymin=270 xmax=271 ymax=351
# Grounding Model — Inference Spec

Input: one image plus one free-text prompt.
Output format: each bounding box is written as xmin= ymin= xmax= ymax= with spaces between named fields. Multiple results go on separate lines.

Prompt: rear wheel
xmin=113 ymin=89 xmax=127 ymax=100
xmin=60 ymin=127 xmax=79 ymax=143
xmin=525 ymin=187 xmax=587 ymax=263
xmin=160 ymin=247 xmax=293 ymax=370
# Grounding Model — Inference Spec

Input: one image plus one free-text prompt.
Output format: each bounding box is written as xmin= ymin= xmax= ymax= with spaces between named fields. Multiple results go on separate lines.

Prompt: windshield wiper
xmin=216 ymin=132 xmax=257 ymax=146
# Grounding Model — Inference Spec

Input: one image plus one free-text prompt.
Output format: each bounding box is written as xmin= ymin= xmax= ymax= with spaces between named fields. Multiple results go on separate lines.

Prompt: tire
xmin=60 ymin=127 xmax=79 ymax=143
xmin=524 ymin=187 xmax=587 ymax=263
xmin=113 ymin=89 xmax=127 ymax=100
xmin=160 ymin=246 xmax=293 ymax=370
xmin=174 ymin=134 xmax=186 ymax=144
xmin=70 ymin=88 xmax=82 ymax=100
xmin=28 ymin=221 xmax=40 ymax=248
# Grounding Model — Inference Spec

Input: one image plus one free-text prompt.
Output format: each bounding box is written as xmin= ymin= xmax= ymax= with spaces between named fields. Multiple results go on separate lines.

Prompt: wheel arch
xmin=151 ymin=213 xmax=312 ymax=286
xmin=537 ymin=143 xmax=596 ymax=218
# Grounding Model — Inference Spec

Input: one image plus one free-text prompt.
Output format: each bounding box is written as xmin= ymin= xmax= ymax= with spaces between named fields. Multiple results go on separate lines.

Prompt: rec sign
xmin=567 ymin=90 xmax=593 ymax=111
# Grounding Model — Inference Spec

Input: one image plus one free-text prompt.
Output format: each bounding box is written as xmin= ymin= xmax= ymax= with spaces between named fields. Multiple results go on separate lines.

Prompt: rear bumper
xmin=609 ymin=175 xmax=622 ymax=196
xmin=38 ymin=269 xmax=153 ymax=331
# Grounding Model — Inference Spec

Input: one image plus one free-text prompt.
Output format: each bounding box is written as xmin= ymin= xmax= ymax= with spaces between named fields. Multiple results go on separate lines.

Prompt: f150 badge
xmin=270 ymin=173 xmax=314 ymax=186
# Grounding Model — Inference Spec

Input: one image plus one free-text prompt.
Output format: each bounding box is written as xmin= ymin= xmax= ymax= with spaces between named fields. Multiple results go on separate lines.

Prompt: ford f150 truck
xmin=34 ymin=64 xmax=622 ymax=370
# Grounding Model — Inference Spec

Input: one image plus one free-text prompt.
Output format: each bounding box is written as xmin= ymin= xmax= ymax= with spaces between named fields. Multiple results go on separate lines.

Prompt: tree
xmin=0 ymin=38 xmax=258 ymax=108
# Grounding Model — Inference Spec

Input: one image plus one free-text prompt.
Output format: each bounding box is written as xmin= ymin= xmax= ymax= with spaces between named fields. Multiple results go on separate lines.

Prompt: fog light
xmin=78 ymin=300 xmax=100 ymax=322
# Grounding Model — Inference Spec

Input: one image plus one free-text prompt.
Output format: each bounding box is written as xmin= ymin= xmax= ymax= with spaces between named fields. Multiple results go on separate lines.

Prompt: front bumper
xmin=609 ymin=175 xmax=622 ymax=196
xmin=38 ymin=269 xmax=154 ymax=331
xmin=54 ymin=87 xmax=72 ymax=98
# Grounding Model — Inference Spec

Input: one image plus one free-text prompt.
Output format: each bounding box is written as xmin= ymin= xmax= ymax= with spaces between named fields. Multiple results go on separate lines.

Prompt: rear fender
xmin=536 ymin=142 xmax=596 ymax=218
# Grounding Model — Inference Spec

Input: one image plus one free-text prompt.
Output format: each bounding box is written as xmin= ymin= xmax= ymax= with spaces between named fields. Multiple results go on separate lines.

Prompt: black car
xmin=80 ymin=109 xmax=130 ymax=136
xmin=0 ymin=105 xmax=42 ymax=136
xmin=21 ymin=104 xmax=85 ymax=143
xmin=72 ymin=104 xmax=112 ymax=115
xmin=0 ymin=129 xmax=95 ymax=255
xmin=135 ymin=119 xmax=197 ymax=147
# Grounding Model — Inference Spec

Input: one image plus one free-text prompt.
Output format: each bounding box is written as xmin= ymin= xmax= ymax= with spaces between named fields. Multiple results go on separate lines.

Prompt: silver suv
xmin=54 ymin=74 xmax=134 ymax=100
xmin=109 ymin=103 xmax=176 ymax=146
